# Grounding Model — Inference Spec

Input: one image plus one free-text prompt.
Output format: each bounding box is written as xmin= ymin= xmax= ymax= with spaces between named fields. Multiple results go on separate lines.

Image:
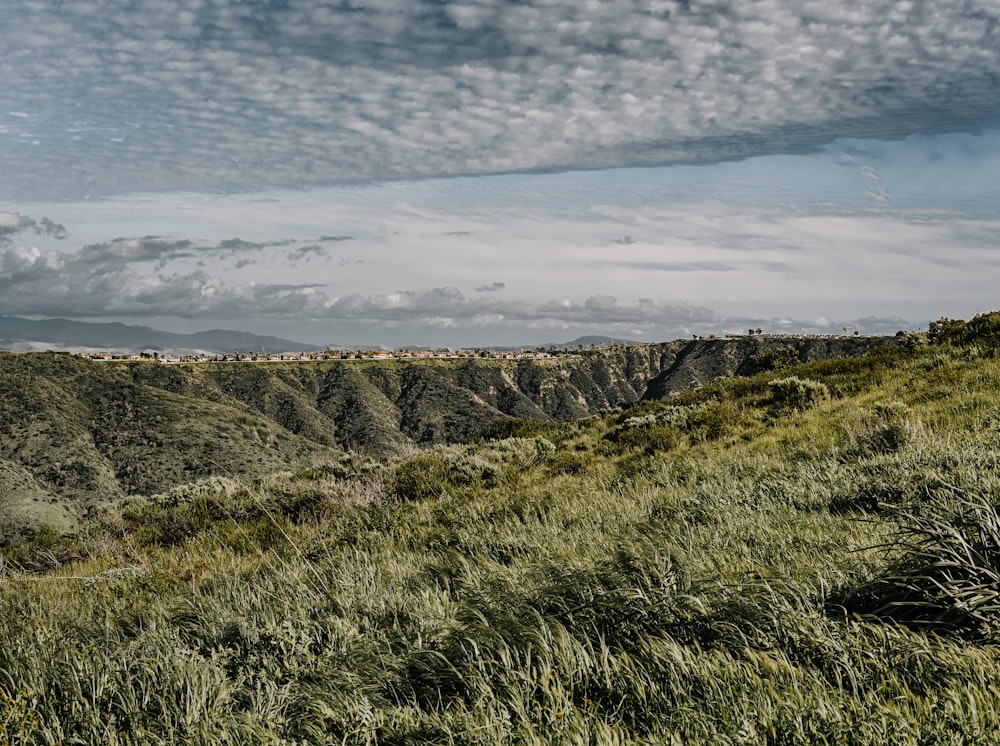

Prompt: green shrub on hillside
xmin=686 ymin=399 xmax=746 ymax=442
xmin=746 ymin=346 xmax=799 ymax=374
xmin=546 ymin=448 xmax=590 ymax=475
xmin=608 ymin=424 xmax=680 ymax=454
xmin=927 ymin=316 xmax=969 ymax=344
xmin=606 ymin=399 xmax=751 ymax=453
xmin=768 ymin=376 xmax=829 ymax=410
xmin=928 ymin=311 xmax=1000 ymax=352
xmin=621 ymin=403 xmax=711 ymax=430
xmin=478 ymin=418 xmax=562 ymax=442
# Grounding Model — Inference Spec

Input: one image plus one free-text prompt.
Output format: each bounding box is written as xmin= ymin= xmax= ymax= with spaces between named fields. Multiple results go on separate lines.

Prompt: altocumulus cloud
xmin=2 ymin=0 xmax=999 ymax=199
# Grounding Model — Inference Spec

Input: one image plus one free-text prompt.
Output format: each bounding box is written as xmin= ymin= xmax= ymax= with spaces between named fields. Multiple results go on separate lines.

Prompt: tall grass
xmin=841 ymin=488 xmax=1000 ymax=638
xmin=3 ymin=339 xmax=1000 ymax=742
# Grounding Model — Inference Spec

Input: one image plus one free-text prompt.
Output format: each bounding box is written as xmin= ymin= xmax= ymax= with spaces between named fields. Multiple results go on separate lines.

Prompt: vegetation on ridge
xmin=0 ymin=336 xmax=891 ymax=543
xmin=2 ymin=314 xmax=1000 ymax=742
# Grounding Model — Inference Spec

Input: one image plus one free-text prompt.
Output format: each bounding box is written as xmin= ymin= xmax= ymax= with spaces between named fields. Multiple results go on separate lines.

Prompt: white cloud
xmin=862 ymin=165 xmax=891 ymax=204
xmin=0 ymin=212 xmax=37 ymax=241
xmin=0 ymin=245 xmax=64 ymax=279
xmin=0 ymin=213 xmax=30 ymax=230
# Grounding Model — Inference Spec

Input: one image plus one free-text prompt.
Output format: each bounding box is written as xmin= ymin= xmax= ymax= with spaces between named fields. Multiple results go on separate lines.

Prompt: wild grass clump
xmin=605 ymin=400 xmax=749 ymax=454
xmin=0 ymin=526 xmax=93 ymax=574
xmin=839 ymin=489 xmax=1000 ymax=639
xmin=391 ymin=436 xmax=554 ymax=500
xmin=396 ymin=543 xmax=695 ymax=731
xmin=840 ymin=401 xmax=913 ymax=456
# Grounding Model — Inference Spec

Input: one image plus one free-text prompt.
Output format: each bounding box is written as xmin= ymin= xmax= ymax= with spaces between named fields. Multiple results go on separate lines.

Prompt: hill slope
xmin=0 ymin=353 xmax=336 ymax=543
xmin=3 ymin=316 xmax=1000 ymax=742
xmin=0 ymin=335 xmax=895 ymax=542
xmin=642 ymin=334 xmax=895 ymax=397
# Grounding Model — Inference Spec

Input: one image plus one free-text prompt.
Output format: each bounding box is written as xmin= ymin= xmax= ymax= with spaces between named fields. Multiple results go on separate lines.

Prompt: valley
xmin=0 ymin=335 xmax=893 ymax=542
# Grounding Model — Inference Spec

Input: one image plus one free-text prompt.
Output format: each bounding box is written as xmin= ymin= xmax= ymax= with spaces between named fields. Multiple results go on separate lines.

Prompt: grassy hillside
xmin=1 ymin=317 xmax=1000 ymax=743
xmin=0 ymin=353 xmax=339 ymax=543
xmin=0 ymin=338 xmax=893 ymax=542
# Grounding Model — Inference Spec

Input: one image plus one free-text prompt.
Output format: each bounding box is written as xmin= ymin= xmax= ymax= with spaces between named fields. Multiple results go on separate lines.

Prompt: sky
xmin=2 ymin=0 xmax=999 ymax=347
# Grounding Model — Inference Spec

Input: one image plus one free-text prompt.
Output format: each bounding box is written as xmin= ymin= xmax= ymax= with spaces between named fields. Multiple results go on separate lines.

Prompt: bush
xmin=927 ymin=316 xmax=969 ymax=345
xmin=768 ymin=376 xmax=829 ymax=411
xmin=392 ymin=451 xmax=466 ymax=501
xmin=606 ymin=403 xmax=712 ymax=454
xmin=606 ymin=424 xmax=679 ymax=454
xmin=547 ymin=449 xmax=589 ymax=475
xmin=478 ymin=418 xmax=562 ymax=441
xmin=686 ymin=400 xmax=744 ymax=442
xmin=928 ymin=311 xmax=1000 ymax=352
xmin=897 ymin=331 xmax=926 ymax=351
xmin=746 ymin=346 xmax=799 ymax=374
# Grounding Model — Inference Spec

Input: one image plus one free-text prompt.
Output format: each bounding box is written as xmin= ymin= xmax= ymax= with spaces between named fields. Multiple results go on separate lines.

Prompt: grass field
xmin=3 ymin=316 xmax=1000 ymax=744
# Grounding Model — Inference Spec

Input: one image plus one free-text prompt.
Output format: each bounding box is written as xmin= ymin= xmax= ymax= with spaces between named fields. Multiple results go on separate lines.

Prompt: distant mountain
xmin=341 ymin=344 xmax=395 ymax=353
xmin=0 ymin=316 xmax=322 ymax=354
xmin=482 ymin=335 xmax=642 ymax=353
xmin=558 ymin=335 xmax=642 ymax=348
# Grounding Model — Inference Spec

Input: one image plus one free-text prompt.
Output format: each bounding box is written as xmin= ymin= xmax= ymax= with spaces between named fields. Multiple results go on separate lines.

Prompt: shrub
xmin=620 ymin=403 xmax=711 ymax=431
xmin=547 ymin=449 xmax=589 ymax=475
xmin=746 ymin=346 xmax=799 ymax=374
xmin=927 ymin=316 xmax=968 ymax=345
xmin=897 ymin=331 xmax=926 ymax=351
xmin=478 ymin=418 xmax=561 ymax=441
xmin=686 ymin=400 xmax=745 ymax=442
xmin=391 ymin=451 xmax=461 ymax=501
xmin=606 ymin=403 xmax=716 ymax=454
xmin=607 ymin=425 xmax=679 ymax=454
xmin=768 ymin=376 xmax=829 ymax=410
xmin=928 ymin=311 xmax=1000 ymax=352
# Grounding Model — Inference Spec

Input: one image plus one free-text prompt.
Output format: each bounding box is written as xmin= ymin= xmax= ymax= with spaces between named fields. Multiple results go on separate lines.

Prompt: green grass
xmin=4 ymin=322 xmax=1000 ymax=743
